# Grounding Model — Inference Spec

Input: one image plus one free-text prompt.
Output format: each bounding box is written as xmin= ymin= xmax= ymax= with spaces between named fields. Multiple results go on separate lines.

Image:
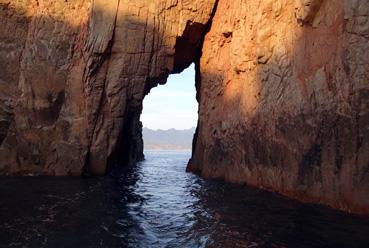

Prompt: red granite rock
xmin=189 ymin=0 xmax=369 ymax=214
xmin=0 ymin=0 xmax=368 ymax=214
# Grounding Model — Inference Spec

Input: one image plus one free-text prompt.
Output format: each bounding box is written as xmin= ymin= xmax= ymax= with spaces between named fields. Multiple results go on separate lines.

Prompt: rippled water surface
xmin=1 ymin=151 xmax=369 ymax=247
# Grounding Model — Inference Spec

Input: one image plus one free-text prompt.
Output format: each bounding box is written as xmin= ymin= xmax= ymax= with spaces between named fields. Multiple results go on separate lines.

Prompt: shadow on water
xmin=1 ymin=151 xmax=368 ymax=248
xmin=190 ymin=180 xmax=369 ymax=248
xmin=0 ymin=165 xmax=145 ymax=247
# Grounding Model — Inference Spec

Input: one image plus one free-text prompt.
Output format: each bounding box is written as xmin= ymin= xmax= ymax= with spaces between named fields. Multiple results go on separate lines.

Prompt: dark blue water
xmin=1 ymin=151 xmax=369 ymax=248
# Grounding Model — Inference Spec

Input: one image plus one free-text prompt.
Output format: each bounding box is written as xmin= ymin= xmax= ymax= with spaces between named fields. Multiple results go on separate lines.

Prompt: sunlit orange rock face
xmin=189 ymin=0 xmax=369 ymax=214
xmin=0 ymin=0 xmax=369 ymax=214
xmin=0 ymin=0 xmax=217 ymax=175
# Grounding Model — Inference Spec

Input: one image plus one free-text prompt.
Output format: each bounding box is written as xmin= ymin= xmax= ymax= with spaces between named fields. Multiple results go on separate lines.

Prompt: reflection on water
xmin=1 ymin=151 xmax=369 ymax=247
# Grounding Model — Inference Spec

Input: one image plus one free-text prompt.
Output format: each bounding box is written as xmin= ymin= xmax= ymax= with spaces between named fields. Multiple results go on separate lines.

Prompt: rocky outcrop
xmin=188 ymin=0 xmax=369 ymax=214
xmin=0 ymin=0 xmax=217 ymax=175
xmin=0 ymin=0 xmax=92 ymax=176
xmin=1 ymin=0 xmax=369 ymax=214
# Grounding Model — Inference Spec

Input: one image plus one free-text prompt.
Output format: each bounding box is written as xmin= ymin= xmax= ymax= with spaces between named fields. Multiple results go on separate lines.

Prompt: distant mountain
xmin=143 ymin=127 xmax=196 ymax=150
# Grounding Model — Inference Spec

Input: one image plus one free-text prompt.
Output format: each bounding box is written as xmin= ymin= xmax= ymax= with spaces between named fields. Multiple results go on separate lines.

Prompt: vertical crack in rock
xmin=83 ymin=0 xmax=121 ymax=176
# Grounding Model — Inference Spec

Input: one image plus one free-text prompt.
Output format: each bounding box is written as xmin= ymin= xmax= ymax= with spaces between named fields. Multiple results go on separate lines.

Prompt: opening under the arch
xmin=141 ymin=63 xmax=197 ymax=152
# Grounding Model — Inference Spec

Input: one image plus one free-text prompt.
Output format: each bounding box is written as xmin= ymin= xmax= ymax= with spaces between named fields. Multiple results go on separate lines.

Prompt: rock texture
xmin=1 ymin=0 xmax=369 ymax=214
xmin=0 ymin=0 xmax=91 ymax=176
xmin=188 ymin=0 xmax=369 ymax=214
xmin=0 ymin=0 xmax=217 ymax=175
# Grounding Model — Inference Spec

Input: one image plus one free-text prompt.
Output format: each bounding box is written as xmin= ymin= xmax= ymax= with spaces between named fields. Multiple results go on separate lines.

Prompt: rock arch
xmin=0 ymin=0 xmax=369 ymax=214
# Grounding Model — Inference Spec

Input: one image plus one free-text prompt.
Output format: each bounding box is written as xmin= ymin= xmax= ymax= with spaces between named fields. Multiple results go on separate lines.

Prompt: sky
xmin=141 ymin=64 xmax=198 ymax=130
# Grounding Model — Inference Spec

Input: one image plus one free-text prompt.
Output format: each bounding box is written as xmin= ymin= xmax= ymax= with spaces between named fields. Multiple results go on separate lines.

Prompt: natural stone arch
xmin=0 ymin=0 xmax=218 ymax=176
xmin=1 ymin=0 xmax=369 ymax=215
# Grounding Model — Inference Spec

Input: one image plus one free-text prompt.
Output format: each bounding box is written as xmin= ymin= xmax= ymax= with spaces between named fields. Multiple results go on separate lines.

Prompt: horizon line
xmin=143 ymin=126 xmax=196 ymax=131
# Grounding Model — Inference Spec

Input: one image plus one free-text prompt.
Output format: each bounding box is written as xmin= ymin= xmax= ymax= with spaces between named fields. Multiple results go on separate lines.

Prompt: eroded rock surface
xmin=188 ymin=0 xmax=369 ymax=214
xmin=0 ymin=0 xmax=217 ymax=175
xmin=0 ymin=0 xmax=369 ymax=214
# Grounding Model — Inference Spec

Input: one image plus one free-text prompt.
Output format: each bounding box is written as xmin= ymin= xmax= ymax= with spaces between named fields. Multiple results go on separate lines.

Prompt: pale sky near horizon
xmin=141 ymin=64 xmax=198 ymax=130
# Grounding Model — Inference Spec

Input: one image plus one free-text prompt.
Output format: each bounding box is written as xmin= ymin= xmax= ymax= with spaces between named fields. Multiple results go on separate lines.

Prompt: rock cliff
xmin=0 ymin=0 xmax=368 ymax=214
xmin=188 ymin=0 xmax=369 ymax=214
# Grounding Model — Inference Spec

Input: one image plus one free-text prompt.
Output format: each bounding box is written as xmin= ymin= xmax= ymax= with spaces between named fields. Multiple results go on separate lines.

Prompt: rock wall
xmin=0 ymin=0 xmax=91 ymax=175
xmin=0 ymin=0 xmax=217 ymax=175
xmin=0 ymin=0 xmax=369 ymax=214
xmin=188 ymin=0 xmax=369 ymax=214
